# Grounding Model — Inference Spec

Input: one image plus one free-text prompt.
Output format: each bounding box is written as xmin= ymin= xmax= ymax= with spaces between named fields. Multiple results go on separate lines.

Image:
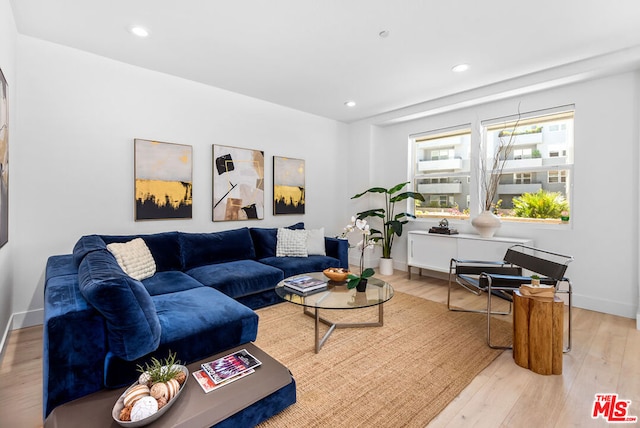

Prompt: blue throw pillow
xmin=78 ymin=250 xmax=161 ymax=361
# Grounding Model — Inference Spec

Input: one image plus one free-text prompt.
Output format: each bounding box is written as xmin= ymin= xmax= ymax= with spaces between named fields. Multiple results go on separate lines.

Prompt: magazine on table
xmin=283 ymin=275 xmax=327 ymax=293
xmin=192 ymin=367 xmax=255 ymax=393
xmin=201 ymin=348 xmax=262 ymax=384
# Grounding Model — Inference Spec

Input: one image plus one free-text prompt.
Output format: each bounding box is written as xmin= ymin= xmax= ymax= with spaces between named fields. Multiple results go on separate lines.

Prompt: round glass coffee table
xmin=275 ymin=272 xmax=394 ymax=353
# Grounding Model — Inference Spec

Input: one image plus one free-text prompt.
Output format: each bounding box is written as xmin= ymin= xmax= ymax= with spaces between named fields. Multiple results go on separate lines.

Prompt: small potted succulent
xmin=530 ymin=275 xmax=541 ymax=287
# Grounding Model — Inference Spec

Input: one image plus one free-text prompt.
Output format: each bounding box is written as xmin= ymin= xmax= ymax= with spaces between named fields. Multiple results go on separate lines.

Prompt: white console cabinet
xmin=407 ymin=231 xmax=533 ymax=278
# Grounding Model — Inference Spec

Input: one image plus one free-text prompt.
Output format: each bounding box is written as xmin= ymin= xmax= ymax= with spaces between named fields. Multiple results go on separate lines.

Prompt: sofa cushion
xmin=180 ymin=228 xmax=257 ymax=270
xmin=259 ymin=255 xmax=342 ymax=278
xmin=250 ymin=222 xmax=304 ymax=259
xmin=101 ymin=232 xmax=182 ymax=272
xmin=78 ymin=250 xmax=161 ymax=361
xmin=103 ymin=286 xmax=259 ymax=388
xmin=141 ymin=271 xmax=203 ymax=296
xmin=276 ymin=228 xmax=309 ymax=257
xmin=186 ymin=259 xmax=284 ymax=299
xmin=106 ymin=238 xmax=156 ymax=281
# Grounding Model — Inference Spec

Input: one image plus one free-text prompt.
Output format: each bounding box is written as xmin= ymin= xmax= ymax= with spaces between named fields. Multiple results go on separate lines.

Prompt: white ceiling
xmin=9 ymin=0 xmax=640 ymax=123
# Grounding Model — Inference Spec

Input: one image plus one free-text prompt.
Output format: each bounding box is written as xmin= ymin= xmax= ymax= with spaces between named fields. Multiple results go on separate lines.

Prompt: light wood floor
xmin=1 ymin=270 xmax=639 ymax=427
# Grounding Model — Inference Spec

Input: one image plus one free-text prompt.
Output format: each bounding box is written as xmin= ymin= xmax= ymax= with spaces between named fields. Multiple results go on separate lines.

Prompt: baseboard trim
xmin=568 ymin=294 xmax=637 ymax=320
xmin=12 ymin=308 xmax=44 ymax=330
xmin=0 ymin=314 xmax=12 ymax=364
xmin=0 ymin=308 xmax=44 ymax=363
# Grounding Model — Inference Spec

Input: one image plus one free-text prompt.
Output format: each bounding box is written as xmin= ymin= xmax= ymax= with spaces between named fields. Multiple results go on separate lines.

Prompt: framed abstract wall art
xmin=273 ymin=156 xmax=305 ymax=215
xmin=0 ymin=68 xmax=8 ymax=248
xmin=212 ymin=144 xmax=264 ymax=221
xmin=134 ymin=139 xmax=193 ymax=220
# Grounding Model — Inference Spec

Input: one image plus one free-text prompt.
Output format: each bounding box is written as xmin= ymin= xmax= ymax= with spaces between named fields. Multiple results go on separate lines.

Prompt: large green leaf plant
xmin=351 ymin=182 xmax=425 ymax=259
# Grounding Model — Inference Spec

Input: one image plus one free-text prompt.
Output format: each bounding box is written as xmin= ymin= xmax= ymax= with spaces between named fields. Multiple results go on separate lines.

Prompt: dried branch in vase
xmin=480 ymin=106 xmax=522 ymax=212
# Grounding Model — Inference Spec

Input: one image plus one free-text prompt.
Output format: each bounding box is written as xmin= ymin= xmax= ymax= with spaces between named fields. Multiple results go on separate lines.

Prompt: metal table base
xmin=303 ymin=303 xmax=385 ymax=353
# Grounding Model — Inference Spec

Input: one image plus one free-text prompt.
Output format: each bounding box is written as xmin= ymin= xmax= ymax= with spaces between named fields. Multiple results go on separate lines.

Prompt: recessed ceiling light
xmin=379 ymin=30 xmax=390 ymax=38
xmin=344 ymin=101 xmax=356 ymax=107
xmin=452 ymin=63 xmax=469 ymax=73
xmin=130 ymin=26 xmax=149 ymax=38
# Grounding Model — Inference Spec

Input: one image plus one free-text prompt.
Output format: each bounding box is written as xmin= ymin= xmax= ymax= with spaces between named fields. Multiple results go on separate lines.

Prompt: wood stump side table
xmin=512 ymin=290 xmax=563 ymax=375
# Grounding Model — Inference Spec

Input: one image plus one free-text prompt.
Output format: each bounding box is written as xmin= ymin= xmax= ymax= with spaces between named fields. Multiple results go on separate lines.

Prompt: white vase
xmin=379 ymin=258 xmax=394 ymax=275
xmin=471 ymin=210 xmax=501 ymax=238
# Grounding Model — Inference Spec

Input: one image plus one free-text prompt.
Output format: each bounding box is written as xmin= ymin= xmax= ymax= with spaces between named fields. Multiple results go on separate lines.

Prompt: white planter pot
xmin=379 ymin=258 xmax=394 ymax=275
xmin=471 ymin=210 xmax=501 ymax=238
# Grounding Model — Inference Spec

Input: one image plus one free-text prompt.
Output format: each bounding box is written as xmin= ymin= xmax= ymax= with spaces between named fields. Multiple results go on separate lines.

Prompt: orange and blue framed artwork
xmin=134 ymin=139 xmax=193 ymax=220
xmin=212 ymin=144 xmax=265 ymax=221
xmin=273 ymin=156 xmax=305 ymax=215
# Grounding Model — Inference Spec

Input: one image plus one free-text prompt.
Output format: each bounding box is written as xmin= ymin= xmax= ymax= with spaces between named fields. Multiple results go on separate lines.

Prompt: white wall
xmin=0 ymin=0 xmax=17 ymax=350
xmin=347 ymin=71 xmax=640 ymax=320
xmin=11 ymin=35 xmax=349 ymax=327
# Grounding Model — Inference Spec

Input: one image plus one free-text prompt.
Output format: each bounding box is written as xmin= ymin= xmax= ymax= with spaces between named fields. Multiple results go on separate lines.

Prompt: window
xmin=514 ymin=173 xmax=532 ymax=184
xmin=482 ymin=107 xmax=573 ymax=223
xmin=431 ymin=149 xmax=453 ymax=160
xmin=410 ymin=106 xmax=574 ymax=225
xmin=548 ymin=170 xmax=567 ymax=183
xmin=549 ymin=145 xmax=567 ymax=157
xmin=411 ymin=126 xmax=471 ymax=219
xmin=514 ymin=148 xmax=532 ymax=160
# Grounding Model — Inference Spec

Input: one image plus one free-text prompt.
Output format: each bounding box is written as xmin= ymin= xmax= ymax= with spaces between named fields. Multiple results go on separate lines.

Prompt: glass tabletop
xmin=275 ymin=272 xmax=394 ymax=310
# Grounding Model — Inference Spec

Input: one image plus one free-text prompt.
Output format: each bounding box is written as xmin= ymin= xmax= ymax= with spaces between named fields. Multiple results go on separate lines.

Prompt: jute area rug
xmin=254 ymin=291 xmax=511 ymax=428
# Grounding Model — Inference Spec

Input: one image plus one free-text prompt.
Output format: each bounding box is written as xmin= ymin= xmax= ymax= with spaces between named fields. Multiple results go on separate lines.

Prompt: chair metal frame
xmin=448 ymin=244 xmax=573 ymax=352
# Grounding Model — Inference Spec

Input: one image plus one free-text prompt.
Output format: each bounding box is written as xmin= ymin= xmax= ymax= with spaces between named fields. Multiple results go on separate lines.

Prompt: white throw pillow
xmin=306 ymin=228 xmax=326 ymax=256
xmin=276 ymin=228 xmax=309 ymax=257
xmin=107 ymin=238 xmax=157 ymax=281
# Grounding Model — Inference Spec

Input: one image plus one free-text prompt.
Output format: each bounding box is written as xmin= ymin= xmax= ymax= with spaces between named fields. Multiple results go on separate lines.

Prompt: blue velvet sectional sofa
xmin=43 ymin=223 xmax=348 ymax=422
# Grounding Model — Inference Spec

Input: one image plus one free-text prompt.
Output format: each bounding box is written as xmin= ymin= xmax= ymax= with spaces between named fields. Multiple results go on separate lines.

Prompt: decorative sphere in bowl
xmin=323 ymin=268 xmax=350 ymax=282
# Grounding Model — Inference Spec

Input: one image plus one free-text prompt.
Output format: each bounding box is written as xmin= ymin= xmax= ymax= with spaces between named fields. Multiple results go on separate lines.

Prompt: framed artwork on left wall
xmin=0 ymin=67 xmax=8 ymax=248
xmin=134 ymin=139 xmax=193 ymax=220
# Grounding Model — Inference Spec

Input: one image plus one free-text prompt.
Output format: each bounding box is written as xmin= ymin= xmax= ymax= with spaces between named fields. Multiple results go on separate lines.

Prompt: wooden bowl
xmin=323 ymin=268 xmax=350 ymax=282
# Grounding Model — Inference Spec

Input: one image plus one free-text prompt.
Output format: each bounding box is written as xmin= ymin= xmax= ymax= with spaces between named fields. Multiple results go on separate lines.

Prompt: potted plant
xmin=351 ymin=182 xmax=424 ymax=275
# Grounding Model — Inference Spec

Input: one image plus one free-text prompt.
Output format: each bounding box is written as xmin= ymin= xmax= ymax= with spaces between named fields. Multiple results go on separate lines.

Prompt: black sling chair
xmin=448 ymin=244 xmax=573 ymax=351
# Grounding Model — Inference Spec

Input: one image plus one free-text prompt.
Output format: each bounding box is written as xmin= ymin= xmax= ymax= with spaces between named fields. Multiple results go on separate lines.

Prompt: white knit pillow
xmin=107 ymin=238 xmax=157 ymax=281
xmin=276 ymin=228 xmax=309 ymax=257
